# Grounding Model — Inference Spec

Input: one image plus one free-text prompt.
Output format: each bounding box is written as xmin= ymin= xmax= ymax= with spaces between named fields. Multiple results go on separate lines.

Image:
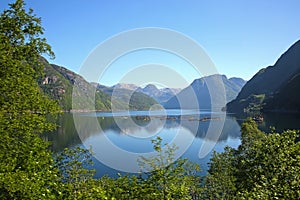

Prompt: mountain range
xmin=163 ymin=74 xmax=246 ymax=110
xmin=39 ymin=58 xmax=158 ymax=111
xmin=227 ymin=40 xmax=300 ymax=114
xmin=92 ymin=83 xmax=161 ymax=111
xmin=39 ymin=58 xmax=248 ymax=112
xmin=136 ymin=84 xmax=181 ymax=103
xmin=110 ymin=83 xmax=181 ymax=103
xmin=39 ymin=39 xmax=300 ymax=114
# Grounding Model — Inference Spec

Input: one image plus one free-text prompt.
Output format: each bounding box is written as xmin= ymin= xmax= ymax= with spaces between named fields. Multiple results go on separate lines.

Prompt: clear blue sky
xmin=1 ymin=0 xmax=300 ymax=88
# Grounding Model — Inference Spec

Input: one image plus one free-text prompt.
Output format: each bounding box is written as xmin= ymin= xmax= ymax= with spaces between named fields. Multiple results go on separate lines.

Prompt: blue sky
xmin=1 ymin=0 xmax=300 ymax=88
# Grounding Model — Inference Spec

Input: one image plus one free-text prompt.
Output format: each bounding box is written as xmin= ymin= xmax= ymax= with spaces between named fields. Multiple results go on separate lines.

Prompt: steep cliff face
xmin=227 ymin=40 xmax=300 ymax=114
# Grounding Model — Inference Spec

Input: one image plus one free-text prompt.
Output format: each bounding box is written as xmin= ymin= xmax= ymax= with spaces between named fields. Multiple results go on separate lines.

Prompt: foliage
xmin=204 ymin=147 xmax=237 ymax=199
xmin=138 ymin=137 xmax=201 ymax=200
xmin=54 ymin=147 xmax=107 ymax=200
xmin=54 ymin=147 xmax=95 ymax=184
xmin=98 ymin=174 xmax=142 ymax=200
xmin=205 ymin=118 xmax=300 ymax=199
xmin=0 ymin=0 xmax=61 ymax=199
xmin=97 ymin=137 xmax=201 ymax=200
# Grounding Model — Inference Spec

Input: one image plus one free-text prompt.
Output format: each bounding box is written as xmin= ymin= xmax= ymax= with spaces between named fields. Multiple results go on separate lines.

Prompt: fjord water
xmin=44 ymin=110 xmax=300 ymax=178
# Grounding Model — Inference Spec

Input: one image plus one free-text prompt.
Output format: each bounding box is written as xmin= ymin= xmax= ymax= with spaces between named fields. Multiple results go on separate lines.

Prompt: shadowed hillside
xmin=227 ymin=40 xmax=300 ymax=114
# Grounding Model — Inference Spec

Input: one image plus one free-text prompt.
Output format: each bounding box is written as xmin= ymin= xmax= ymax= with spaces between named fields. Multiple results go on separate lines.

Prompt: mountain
xmin=137 ymin=84 xmax=181 ymax=103
xmin=109 ymin=83 xmax=181 ymax=104
xmin=39 ymin=58 xmax=113 ymax=111
xmin=95 ymin=84 xmax=160 ymax=110
xmin=113 ymin=83 xmax=139 ymax=91
xmin=229 ymin=77 xmax=247 ymax=88
xmin=39 ymin=59 xmax=159 ymax=111
xmin=227 ymin=40 xmax=300 ymax=114
xmin=163 ymin=74 xmax=245 ymax=110
xmin=264 ymin=74 xmax=300 ymax=112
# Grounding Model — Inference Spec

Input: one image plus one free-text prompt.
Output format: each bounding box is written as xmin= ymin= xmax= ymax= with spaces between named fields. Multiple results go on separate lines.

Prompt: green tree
xmin=54 ymin=147 xmax=107 ymax=200
xmin=96 ymin=137 xmax=201 ymax=200
xmin=0 ymin=0 xmax=61 ymax=199
xmin=138 ymin=137 xmax=201 ymax=200
xmin=205 ymin=118 xmax=300 ymax=199
xmin=204 ymin=146 xmax=237 ymax=199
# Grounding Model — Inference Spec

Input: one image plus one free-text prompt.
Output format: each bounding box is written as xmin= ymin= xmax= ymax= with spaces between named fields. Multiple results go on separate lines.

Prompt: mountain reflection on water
xmin=43 ymin=110 xmax=240 ymax=177
xmin=45 ymin=110 xmax=240 ymax=151
xmin=43 ymin=110 xmax=300 ymax=178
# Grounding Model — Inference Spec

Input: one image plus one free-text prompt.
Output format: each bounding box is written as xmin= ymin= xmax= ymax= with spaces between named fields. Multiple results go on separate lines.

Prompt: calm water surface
xmin=44 ymin=110 xmax=300 ymax=178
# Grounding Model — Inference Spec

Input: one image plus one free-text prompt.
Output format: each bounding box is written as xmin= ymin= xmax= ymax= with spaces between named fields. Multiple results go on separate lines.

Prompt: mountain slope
xmin=113 ymin=83 xmax=139 ymax=91
xmin=95 ymin=84 xmax=160 ymax=110
xmin=229 ymin=77 xmax=247 ymax=88
xmin=163 ymin=74 xmax=245 ymax=110
xmin=264 ymin=73 xmax=300 ymax=112
xmin=39 ymin=58 xmax=112 ymax=111
xmin=227 ymin=40 xmax=300 ymax=114
xmin=136 ymin=84 xmax=181 ymax=103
